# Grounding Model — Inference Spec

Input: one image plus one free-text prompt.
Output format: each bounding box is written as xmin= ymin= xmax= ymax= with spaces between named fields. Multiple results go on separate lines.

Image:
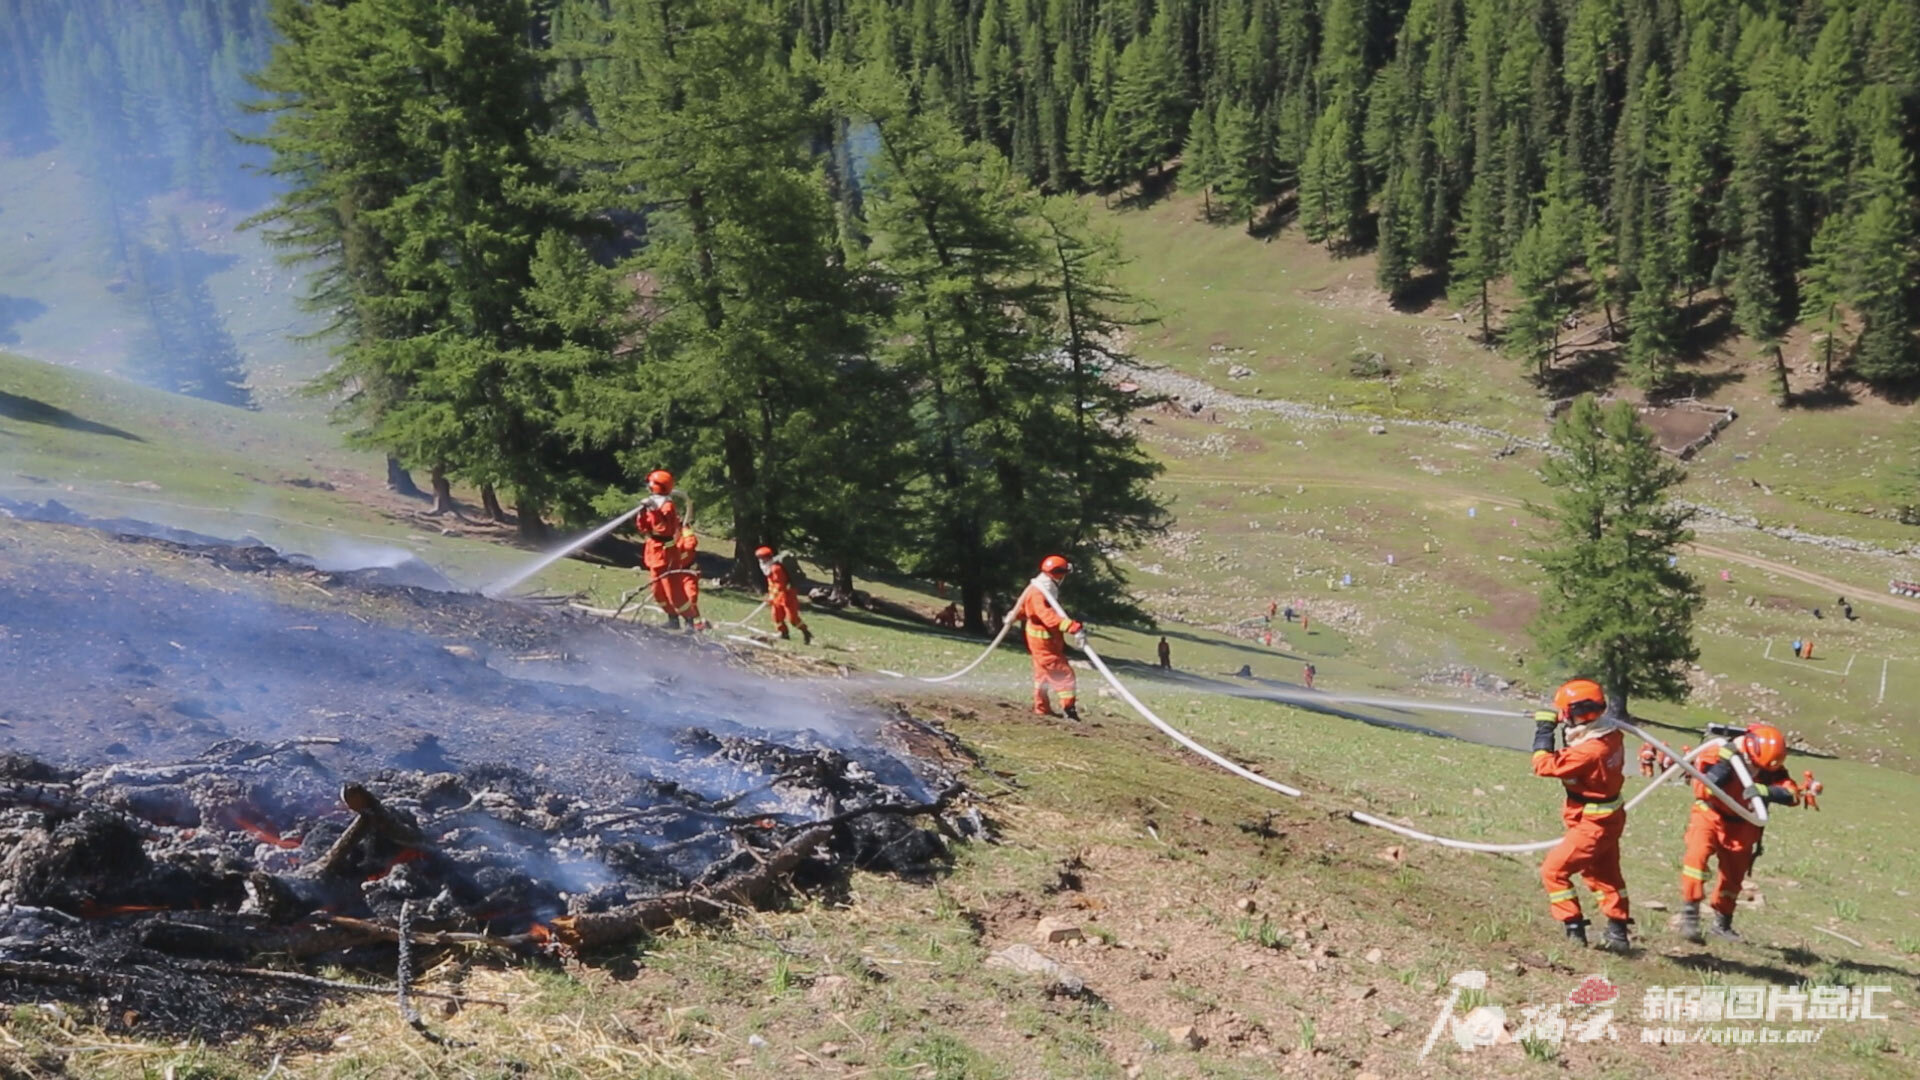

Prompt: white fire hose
xmin=885 ymin=582 xmax=1768 ymax=849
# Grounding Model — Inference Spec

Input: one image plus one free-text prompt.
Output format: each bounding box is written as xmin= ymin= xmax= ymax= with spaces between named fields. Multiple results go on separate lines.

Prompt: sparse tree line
xmin=851 ymin=0 xmax=1920 ymax=394
xmin=246 ymin=0 xmax=1164 ymax=628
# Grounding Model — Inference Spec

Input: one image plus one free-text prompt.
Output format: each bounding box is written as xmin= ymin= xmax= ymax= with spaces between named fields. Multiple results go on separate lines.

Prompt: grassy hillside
xmin=0 ymin=149 xmax=328 ymax=413
xmin=2 ymin=185 xmax=1918 ymax=1076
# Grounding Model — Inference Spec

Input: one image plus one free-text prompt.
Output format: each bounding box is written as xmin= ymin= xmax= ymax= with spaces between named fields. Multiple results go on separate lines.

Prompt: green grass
xmin=4 ymin=191 xmax=1920 ymax=1077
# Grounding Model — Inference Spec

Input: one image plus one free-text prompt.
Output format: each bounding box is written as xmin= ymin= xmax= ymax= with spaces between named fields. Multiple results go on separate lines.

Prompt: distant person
xmin=1283 ymin=605 xmax=1295 ymax=623
xmin=1157 ymin=636 xmax=1172 ymax=670
xmin=1014 ymin=556 xmax=1085 ymax=721
xmin=1792 ymin=638 xmax=1804 ymax=659
xmin=1303 ymin=663 xmax=1316 ymax=690
xmin=756 ymin=546 xmax=811 ymax=644
xmin=934 ymin=602 xmax=959 ymax=629
xmin=1267 ymin=600 xmax=1278 ymax=621
xmin=1812 ymin=607 xmax=1823 ymax=620
xmin=1843 ymin=602 xmax=1855 ymax=621
xmin=1263 ymin=631 xmax=1273 ymax=648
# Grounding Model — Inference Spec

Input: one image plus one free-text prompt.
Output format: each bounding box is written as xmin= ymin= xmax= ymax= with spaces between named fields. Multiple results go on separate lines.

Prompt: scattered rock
xmin=1228 ymin=365 xmax=1254 ymax=379
xmin=1125 ymin=1066 xmax=1144 ymax=1080
xmin=986 ymin=944 xmax=1087 ymax=996
xmin=1377 ymin=845 xmax=1404 ymax=864
xmin=817 ymin=1043 xmax=842 ymax=1058
xmin=1348 ymin=986 xmax=1376 ymax=1002
xmin=1503 ymin=962 xmax=1524 ymax=976
xmin=1643 ymin=900 xmax=1668 ymax=911
xmin=807 ymin=975 xmax=851 ymax=1004
xmin=1364 ymin=947 xmax=1384 ymax=965
xmin=1368 ymin=425 xmax=1388 ymax=435
xmin=748 ymin=1034 xmax=769 ymax=1049
xmin=1359 ymin=1072 xmax=1384 ymax=1080
xmin=1236 ymin=897 xmax=1257 ymax=914
xmin=1169 ymin=1025 xmax=1205 ymax=1051
xmin=1035 ymin=916 xmax=1084 ymax=944
xmin=443 ymin=645 xmax=480 ymax=661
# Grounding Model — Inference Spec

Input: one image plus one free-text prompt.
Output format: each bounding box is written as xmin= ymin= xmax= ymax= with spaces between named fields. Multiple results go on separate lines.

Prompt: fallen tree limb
xmin=550 ymin=823 xmax=834 ymax=949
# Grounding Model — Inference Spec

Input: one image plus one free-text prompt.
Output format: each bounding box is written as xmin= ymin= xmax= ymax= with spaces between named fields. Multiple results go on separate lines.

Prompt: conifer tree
xmin=1531 ymin=394 xmax=1703 ymax=717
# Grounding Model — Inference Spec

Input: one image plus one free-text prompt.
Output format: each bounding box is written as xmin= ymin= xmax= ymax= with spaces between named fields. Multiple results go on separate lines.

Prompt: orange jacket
xmin=765 ymin=561 xmax=797 ymax=601
xmin=1016 ymin=583 xmax=1081 ymax=643
xmin=635 ymin=495 xmax=681 ymax=544
xmin=1691 ymin=747 xmax=1797 ymax=817
xmin=1532 ymin=729 xmax=1626 ymax=806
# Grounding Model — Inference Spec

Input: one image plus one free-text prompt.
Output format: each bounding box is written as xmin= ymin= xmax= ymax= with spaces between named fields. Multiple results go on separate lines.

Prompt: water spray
xmin=483 ymin=503 xmax=644 ymax=598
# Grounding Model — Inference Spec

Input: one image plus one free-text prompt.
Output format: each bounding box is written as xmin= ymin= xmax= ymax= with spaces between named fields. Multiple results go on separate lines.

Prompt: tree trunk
xmin=962 ymin=579 xmax=988 ymax=636
xmin=1773 ymin=344 xmax=1792 ymax=407
xmin=1603 ymin=678 xmax=1629 ymax=723
xmin=1479 ymin=279 xmax=1490 ymax=342
xmin=386 ymin=457 xmax=424 ymax=498
xmin=480 ymin=484 xmax=506 ymax=522
xmin=429 ymin=467 xmax=454 ymax=516
xmin=721 ymin=426 xmax=759 ymax=589
xmin=513 ymin=501 xmax=546 ymax=543
xmin=832 ymin=559 xmax=854 ymax=604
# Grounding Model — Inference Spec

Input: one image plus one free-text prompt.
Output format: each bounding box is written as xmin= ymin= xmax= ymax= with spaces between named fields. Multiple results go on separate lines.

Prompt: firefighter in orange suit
xmin=756 ymin=546 xmax=811 ymax=644
xmin=1011 ymin=555 xmax=1085 ymax=720
xmin=1532 ymin=678 xmax=1632 ymax=950
xmin=634 ymin=470 xmax=704 ymax=631
xmin=1676 ymin=723 xmax=1804 ymax=943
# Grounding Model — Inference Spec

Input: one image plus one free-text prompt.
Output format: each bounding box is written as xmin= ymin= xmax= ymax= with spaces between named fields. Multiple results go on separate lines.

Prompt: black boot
xmin=1563 ymin=918 xmax=1589 ymax=947
xmin=779 ymin=626 xmax=790 ymax=640
xmin=1676 ymin=901 xmax=1704 ymax=943
xmin=800 ymin=625 xmax=812 ymax=645
xmin=1063 ymin=704 xmax=1082 ymax=722
xmin=1599 ymin=918 xmax=1632 ymax=952
xmin=1708 ymin=909 xmax=1741 ymax=941
xmin=665 ymin=614 xmax=682 ymax=630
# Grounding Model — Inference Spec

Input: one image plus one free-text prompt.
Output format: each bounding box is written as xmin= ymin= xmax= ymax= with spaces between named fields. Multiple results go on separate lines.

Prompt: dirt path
xmin=1689 ymin=541 xmax=1920 ymax=616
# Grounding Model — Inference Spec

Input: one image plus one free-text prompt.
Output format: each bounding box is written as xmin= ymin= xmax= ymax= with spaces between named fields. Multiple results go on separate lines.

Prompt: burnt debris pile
xmin=0 ymin=728 xmax=971 ymax=1034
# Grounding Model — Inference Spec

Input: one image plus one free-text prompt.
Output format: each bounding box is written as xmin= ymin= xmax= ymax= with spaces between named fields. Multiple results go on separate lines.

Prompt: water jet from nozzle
xmin=483 ymin=503 xmax=643 ymax=598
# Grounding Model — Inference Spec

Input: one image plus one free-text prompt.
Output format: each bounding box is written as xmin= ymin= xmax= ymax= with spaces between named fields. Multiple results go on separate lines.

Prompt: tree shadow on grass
xmin=1113 ymin=165 xmax=1181 ymax=212
xmin=1537 ymin=346 xmax=1621 ymax=399
xmin=1788 ymin=380 xmax=1859 ymax=411
xmin=1391 ymin=271 xmax=1449 ymax=314
xmin=0 ymin=389 xmax=142 ymax=441
xmin=1248 ymin=192 xmax=1299 ymax=240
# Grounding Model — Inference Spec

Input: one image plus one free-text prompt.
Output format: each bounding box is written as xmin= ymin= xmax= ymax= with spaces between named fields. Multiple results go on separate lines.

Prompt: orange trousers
xmin=645 ymin=540 xmax=700 ymax=622
xmin=770 ymin=588 xmax=807 ymax=632
xmin=1540 ymin=804 xmax=1630 ymax=923
xmin=1680 ymin=808 xmax=1760 ymax=916
xmin=1026 ymin=632 xmax=1076 ymax=713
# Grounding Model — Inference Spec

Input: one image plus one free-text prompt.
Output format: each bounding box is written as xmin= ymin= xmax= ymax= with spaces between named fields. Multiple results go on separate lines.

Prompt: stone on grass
xmin=1035 ymin=916 xmax=1084 ymax=944
xmin=986 ymin=944 xmax=1086 ymax=996
xmin=1169 ymin=1025 xmax=1205 ymax=1051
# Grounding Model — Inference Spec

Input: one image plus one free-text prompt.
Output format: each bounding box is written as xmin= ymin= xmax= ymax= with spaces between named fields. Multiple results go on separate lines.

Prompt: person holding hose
xmin=634 ymin=470 xmax=705 ymax=631
xmin=1532 ymin=678 xmax=1632 ymax=951
xmin=1675 ymin=723 xmax=1815 ymax=943
xmin=1012 ymin=555 xmax=1086 ymax=720
xmin=755 ymin=546 xmax=812 ymax=644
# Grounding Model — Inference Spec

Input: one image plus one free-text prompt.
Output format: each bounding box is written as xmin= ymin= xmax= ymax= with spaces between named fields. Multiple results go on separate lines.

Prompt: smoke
xmin=0 ymin=505 xmax=938 ymax=808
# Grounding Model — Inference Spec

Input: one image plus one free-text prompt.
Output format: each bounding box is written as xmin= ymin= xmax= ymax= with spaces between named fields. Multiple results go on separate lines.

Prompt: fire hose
xmin=887 ymin=582 xmax=1767 ymax=848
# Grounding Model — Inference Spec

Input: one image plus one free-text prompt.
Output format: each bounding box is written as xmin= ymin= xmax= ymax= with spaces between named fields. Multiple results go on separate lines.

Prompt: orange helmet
xmin=1553 ymin=678 xmax=1607 ymax=723
xmin=1739 ymin=723 xmax=1789 ymax=770
xmin=647 ymin=469 xmax=674 ymax=495
xmin=1040 ymin=555 xmax=1072 ymax=579
xmin=754 ymin=546 xmax=774 ymax=560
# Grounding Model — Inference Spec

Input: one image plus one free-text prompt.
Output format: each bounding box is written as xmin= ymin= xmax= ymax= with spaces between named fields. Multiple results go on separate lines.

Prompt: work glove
xmin=1801 ymin=771 xmax=1822 ymax=810
xmin=1740 ymin=783 xmax=1760 ymax=803
xmin=1532 ymin=710 xmax=1558 ymax=723
xmin=1532 ymin=720 xmax=1557 ymax=754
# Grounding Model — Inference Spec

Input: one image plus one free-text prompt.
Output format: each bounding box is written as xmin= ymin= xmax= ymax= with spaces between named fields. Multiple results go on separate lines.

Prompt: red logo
xmin=1568 ymin=976 xmax=1619 ymax=1006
